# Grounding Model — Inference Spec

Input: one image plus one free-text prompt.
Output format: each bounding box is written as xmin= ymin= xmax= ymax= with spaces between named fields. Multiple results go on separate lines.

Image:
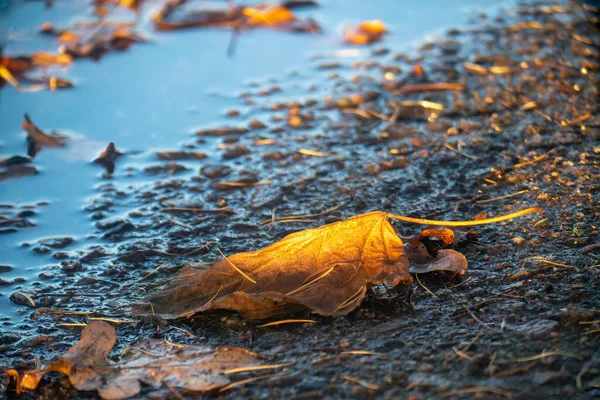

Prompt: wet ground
xmin=1 ymin=0 xmax=600 ymax=399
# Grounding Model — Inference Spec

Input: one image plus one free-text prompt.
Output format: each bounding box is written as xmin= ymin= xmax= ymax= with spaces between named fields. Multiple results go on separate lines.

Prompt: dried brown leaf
xmin=21 ymin=114 xmax=66 ymax=157
xmin=144 ymin=211 xmax=412 ymax=319
xmin=9 ymin=321 xmax=264 ymax=399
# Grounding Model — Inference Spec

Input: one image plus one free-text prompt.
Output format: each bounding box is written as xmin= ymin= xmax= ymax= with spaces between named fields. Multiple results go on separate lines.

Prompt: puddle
xmin=0 ymin=0 xmax=512 ymax=322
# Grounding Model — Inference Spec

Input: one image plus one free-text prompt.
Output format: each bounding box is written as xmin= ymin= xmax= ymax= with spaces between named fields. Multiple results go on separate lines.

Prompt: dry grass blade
xmin=463 ymin=304 xmax=494 ymax=330
xmin=161 ymin=207 xmax=234 ymax=213
xmin=56 ymin=323 xmax=88 ymax=328
xmin=387 ymin=207 xmax=541 ymax=227
xmin=258 ymin=319 xmax=317 ymax=328
xmin=120 ymin=347 xmax=160 ymax=357
xmin=200 ymin=284 xmax=224 ymax=309
xmin=13 ymin=292 xmax=36 ymax=307
xmin=260 ymin=203 xmax=345 ymax=225
xmin=493 ymin=361 xmax=537 ymax=378
xmin=415 ymin=272 xmax=437 ymax=297
xmin=476 ymin=190 xmax=529 ymax=204
xmin=224 ymin=363 xmax=294 ymax=375
xmin=395 ymin=100 xmax=444 ymax=110
xmin=217 ymin=247 xmax=257 ymax=284
xmin=513 ymin=149 xmax=553 ymax=169
xmin=298 ymin=149 xmax=328 ymax=157
xmin=340 ymin=350 xmax=387 ymax=358
xmin=398 ymin=82 xmax=463 ymax=93
xmin=218 ymin=372 xmax=282 ymax=393
xmin=582 ymin=329 xmax=600 ymax=335
xmin=164 ymin=337 xmax=185 ymax=348
xmin=334 ymin=286 xmax=364 ymax=312
xmin=404 ymin=376 xmax=425 ymax=391
xmin=343 ymin=375 xmax=380 ymax=390
xmin=442 ymin=387 xmax=512 ymax=398
xmin=515 ymin=350 xmax=583 ymax=362
xmin=286 ymin=266 xmax=335 ymax=296
xmin=579 ymin=320 xmax=600 ymax=325
xmin=452 ymin=347 xmax=473 ymax=360
xmin=89 ymin=317 xmax=136 ymax=324
xmin=444 ymin=142 xmax=480 ymax=160
xmin=168 ymin=217 xmax=193 ymax=230
xmin=528 ymin=256 xmax=576 ymax=269
xmin=37 ymin=309 xmax=94 ymax=315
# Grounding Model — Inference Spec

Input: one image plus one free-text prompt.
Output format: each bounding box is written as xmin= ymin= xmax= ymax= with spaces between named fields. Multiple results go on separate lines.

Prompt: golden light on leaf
xmin=242 ymin=6 xmax=295 ymax=26
xmin=345 ymin=19 xmax=388 ymax=45
xmin=31 ymin=52 xmax=73 ymax=67
xmin=142 ymin=208 xmax=540 ymax=319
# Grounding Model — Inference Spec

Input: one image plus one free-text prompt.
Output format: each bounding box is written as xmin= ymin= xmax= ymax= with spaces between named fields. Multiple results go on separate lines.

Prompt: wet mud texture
xmin=1 ymin=1 xmax=600 ymax=399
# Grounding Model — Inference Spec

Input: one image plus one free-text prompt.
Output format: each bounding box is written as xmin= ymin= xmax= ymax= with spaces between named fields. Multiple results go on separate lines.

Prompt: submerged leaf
xmin=9 ymin=321 xmax=264 ymax=399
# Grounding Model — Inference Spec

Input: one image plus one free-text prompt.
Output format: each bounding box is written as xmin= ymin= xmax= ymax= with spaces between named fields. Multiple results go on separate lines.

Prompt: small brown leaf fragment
xmin=9 ymin=321 xmax=265 ymax=399
xmin=21 ymin=114 xmax=66 ymax=157
xmin=94 ymin=142 xmax=122 ymax=174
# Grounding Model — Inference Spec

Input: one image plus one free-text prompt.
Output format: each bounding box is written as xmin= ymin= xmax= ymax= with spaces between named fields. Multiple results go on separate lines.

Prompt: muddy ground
xmin=1 ymin=1 xmax=600 ymax=399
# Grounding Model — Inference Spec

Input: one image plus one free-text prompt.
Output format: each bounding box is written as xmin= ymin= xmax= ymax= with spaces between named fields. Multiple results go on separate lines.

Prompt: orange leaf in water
xmin=142 ymin=208 xmax=540 ymax=319
xmin=8 ymin=321 xmax=265 ymax=399
xmin=31 ymin=52 xmax=73 ymax=67
xmin=242 ymin=6 xmax=295 ymax=26
xmin=58 ymin=31 xmax=80 ymax=43
xmin=345 ymin=19 xmax=388 ymax=45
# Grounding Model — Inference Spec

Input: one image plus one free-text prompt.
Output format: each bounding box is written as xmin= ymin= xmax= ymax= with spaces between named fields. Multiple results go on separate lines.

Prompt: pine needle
xmin=343 ymin=375 xmax=380 ymax=390
xmin=217 ymin=247 xmax=256 ymax=284
xmin=218 ymin=372 xmax=282 ymax=393
xmin=224 ymin=363 xmax=294 ymax=375
xmin=387 ymin=207 xmax=542 ymax=227
xmin=515 ymin=350 xmax=583 ymax=362
xmin=258 ymin=319 xmax=316 ymax=328
xmin=442 ymin=387 xmax=512 ymax=398
xmin=286 ymin=266 xmax=335 ymax=296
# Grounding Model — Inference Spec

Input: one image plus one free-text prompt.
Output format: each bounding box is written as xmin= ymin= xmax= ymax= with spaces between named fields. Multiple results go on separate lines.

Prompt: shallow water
xmin=0 ymin=0 xmax=511 ymax=322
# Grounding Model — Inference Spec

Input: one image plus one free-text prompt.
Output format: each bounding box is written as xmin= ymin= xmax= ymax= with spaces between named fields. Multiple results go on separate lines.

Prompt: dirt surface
xmin=1 ymin=1 xmax=600 ymax=399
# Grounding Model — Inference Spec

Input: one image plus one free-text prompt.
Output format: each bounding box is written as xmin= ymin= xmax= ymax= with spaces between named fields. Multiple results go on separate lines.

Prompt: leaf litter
xmin=7 ymin=321 xmax=267 ymax=399
xmin=141 ymin=208 xmax=541 ymax=319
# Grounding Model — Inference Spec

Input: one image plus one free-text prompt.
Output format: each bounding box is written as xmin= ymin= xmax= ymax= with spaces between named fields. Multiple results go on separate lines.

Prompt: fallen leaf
xmin=153 ymin=0 xmax=320 ymax=33
xmin=142 ymin=208 xmax=540 ymax=319
xmin=242 ymin=6 xmax=295 ymax=26
xmin=94 ymin=142 xmax=123 ymax=174
xmin=21 ymin=114 xmax=66 ymax=157
xmin=9 ymin=321 xmax=265 ymax=399
xmin=345 ymin=19 xmax=388 ymax=45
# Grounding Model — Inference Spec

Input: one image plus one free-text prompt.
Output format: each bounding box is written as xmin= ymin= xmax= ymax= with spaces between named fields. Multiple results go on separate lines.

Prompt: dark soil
xmin=1 ymin=1 xmax=599 ymax=399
